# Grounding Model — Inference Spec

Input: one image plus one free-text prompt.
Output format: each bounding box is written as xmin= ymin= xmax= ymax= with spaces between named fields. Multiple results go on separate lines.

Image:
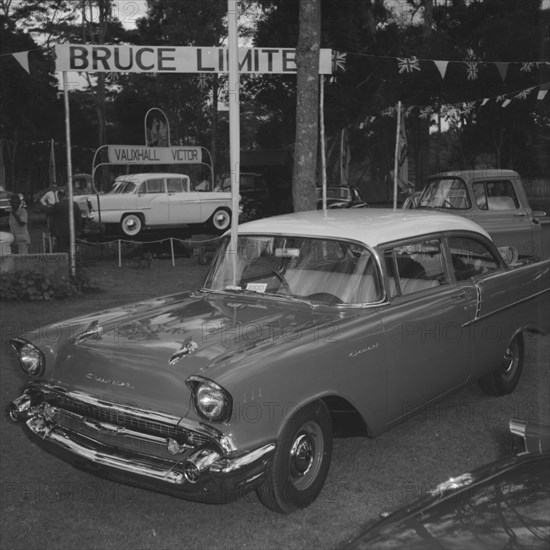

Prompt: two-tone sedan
xmin=77 ymin=172 xmax=234 ymax=236
xmin=9 ymin=209 xmax=550 ymax=513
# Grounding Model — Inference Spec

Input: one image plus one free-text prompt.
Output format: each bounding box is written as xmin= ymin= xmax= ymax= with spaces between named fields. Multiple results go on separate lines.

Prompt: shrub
xmin=0 ymin=269 xmax=100 ymax=301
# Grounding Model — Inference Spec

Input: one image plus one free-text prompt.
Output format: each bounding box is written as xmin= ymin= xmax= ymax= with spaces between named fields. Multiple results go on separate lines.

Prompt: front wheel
xmin=120 ymin=213 xmax=143 ymax=237
xmin=256 ymin=400 xmax=332 ymax=514
xmin=209 ymin=208 xmax=231 ymax=232
xmin=479 ymin=333 xmax=524 ymax=396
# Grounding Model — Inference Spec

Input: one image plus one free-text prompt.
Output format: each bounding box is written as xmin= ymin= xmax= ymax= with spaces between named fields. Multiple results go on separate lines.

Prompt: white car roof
xmin=115 ymin=173 xmax=189 ymax=182
xmin=238 ymin=209 xmax=491 ymax=247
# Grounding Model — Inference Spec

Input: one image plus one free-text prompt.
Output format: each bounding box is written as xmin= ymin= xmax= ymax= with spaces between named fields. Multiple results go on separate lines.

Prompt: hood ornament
xmin=169 ymin=340 xmax=199 ymax=365
xmin=72 ymin=320 xmax=103 ymax=344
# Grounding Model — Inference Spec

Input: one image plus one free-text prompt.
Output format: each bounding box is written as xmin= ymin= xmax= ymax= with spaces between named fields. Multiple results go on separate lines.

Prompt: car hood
xmin=21 ymin=292 xmax=342 ymax=415
xmin=341 ymin=452 xmax=550 ymax=550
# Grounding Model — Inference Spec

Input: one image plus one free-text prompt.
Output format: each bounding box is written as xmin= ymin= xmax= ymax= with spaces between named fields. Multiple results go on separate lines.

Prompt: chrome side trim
xmin=461 ymin=287 xmax=550 ymax=328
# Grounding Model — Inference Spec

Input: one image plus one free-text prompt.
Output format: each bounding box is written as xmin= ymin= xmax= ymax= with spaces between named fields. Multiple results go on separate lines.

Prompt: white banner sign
xmin=107 ymin=145 xmax=203 ymax=164
xmin=55 ymin=44 xmax=333 ymax=74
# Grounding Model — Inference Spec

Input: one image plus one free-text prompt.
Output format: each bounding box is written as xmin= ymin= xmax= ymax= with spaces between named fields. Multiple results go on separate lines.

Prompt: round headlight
xmin=19 ymin=344 xmax=44 ymax=376
xmin=196 ymin=384 xmax=227 ymax=421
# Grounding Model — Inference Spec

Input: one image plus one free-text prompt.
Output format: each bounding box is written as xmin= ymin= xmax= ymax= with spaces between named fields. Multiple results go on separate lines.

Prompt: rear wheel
xmin=209 ymin=208 xmax=231 ymax=232
xmin=479 ymin=333 xmax=524 ymax=396
xmin=120 ymin=213 xmax=143 ymax=237
xmin=256 ymin=401 xmax=332 ymax=514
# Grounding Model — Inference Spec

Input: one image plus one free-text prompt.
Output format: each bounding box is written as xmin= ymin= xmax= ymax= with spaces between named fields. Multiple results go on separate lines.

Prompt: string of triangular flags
xmin=332 ymin=51 xmax=550 ymax=82
xmin=356 ymin=81 xmax=550 ymax=129
xmin=0 ymin=49 xmax=44 ymax=74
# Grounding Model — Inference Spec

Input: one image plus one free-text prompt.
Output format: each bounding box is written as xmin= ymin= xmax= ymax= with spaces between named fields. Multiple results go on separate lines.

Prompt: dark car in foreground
xmin=340 ymin=420 xmax=550 ymax=549
xmin=8 ymin=209 xmax=550 ymax=513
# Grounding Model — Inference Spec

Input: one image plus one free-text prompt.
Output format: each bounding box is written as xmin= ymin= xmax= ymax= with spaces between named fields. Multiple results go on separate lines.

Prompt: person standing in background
xmin=9 ymin=193 xmax=31 ymax=254
xmin=49 ymin=189 xmax=82 ymax=253
xmin=41 ymin=184 xmax=59 ymax=234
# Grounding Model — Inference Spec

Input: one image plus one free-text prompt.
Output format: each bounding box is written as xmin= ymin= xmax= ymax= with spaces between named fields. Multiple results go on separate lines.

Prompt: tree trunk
xmin=292 ymin=0 xmax=321 ymax=212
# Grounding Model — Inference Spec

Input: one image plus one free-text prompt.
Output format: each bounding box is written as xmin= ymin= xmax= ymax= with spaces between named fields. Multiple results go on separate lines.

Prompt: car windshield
xmin=113 ymin=181 xmax=138 ymax=194
xmin=203 ymin=235 xmax=382 ymax=305
xmin=316 ymin=188 xmax=351 ymax=201
xmin=418 ymin=178 xmax=471 ymax=209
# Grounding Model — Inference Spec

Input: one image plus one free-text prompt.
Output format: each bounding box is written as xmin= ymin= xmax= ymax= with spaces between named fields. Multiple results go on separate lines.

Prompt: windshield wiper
xmin=200 ymin=287 xmax=316 ymax=308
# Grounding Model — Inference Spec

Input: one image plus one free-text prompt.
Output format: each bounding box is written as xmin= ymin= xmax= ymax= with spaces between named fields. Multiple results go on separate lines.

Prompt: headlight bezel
xmin=186 ymin=376 xmax=232 ymax=423
xmin=10 ymin=338 xmax=45 ymax=377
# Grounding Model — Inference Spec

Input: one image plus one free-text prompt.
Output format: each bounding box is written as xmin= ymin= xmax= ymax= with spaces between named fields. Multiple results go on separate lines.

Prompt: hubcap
xmin=502 ymin=342 xmax=518 ymax=380
xmin=289 ymin=421 xmax=323 ymax=490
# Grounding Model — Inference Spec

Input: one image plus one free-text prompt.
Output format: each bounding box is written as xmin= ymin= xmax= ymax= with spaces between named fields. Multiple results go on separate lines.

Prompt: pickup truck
xmin=407 ymin=169 xmax=549 ymax=259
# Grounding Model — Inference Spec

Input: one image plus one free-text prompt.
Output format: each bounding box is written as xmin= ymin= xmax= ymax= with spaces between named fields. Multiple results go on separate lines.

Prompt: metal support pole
xmin=393 ymin=101 xmax=402 ymax=211
xmin=63 ymin=72 xmax=76 ymax=277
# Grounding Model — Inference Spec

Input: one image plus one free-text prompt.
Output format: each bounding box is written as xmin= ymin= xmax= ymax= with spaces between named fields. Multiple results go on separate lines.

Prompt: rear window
xmin=472 ymin=180 xmax=519 ymax=210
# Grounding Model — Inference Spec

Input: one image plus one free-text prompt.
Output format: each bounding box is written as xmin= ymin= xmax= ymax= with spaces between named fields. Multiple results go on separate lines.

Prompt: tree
xmin=292 ymin=0 xmax=321 ymax=211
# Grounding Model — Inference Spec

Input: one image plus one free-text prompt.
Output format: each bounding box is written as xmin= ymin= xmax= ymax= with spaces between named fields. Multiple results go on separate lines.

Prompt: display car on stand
xmin=77 ymin=172 xmax=234 ymax=236
xmin=9 ymin=209 xmax=550 ymax=513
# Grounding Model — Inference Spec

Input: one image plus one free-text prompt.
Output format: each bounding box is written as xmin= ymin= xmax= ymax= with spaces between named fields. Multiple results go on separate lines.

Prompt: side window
xmin=140 ymin=178 xmax=164 ymax=194
xmin=473 ymin=182 xmax=487 ymax=210
xmin=486 ymin=180 xmax=519 ymax=210
xmin=448 ymin=236 xmax=501 ymax=281
xmin=385 ymin=239 xmax=448 ymax=296
xmin=167 ymin=178 xmax=186 ymax=193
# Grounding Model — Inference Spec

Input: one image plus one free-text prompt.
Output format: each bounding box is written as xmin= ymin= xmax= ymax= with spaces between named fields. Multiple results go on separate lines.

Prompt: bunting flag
xmin=433 ymin=60 xmax=449 ymax=79
xmin=332 ymin=51 xmax=347 ymax=72
xmin=11 ymin=51 xmax=30 ymax=74
xmin=354 ymin=81 xmax=549 ymax=131
xmin=494 ymin=62 xmax=509 ymax=82
xmin=397 ymin=56 xmax=421 ymax=74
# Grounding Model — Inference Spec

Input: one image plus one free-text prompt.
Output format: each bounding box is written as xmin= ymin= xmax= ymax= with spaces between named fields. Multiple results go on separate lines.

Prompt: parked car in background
xmin=408 ymin=170 xmax=549 ymax=259
xmin=316 ymin=186 xmax=368 ymax=209
xmin=340 ymin=419 xmax=550 ymax=549
xmin=76 ymin=172 xmax=234 ymax=236
xmin=220 ymin=172 xmax=271 ymax=220
xmin=9 ymin=209 xmax=549 ymax=513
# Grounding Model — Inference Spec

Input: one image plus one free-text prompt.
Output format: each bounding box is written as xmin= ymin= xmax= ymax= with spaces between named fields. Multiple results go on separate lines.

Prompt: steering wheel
xmin=243 ymin=261 xmax=291 ymax=294
xmin=305 ymin=292 xmax=343 ymax=305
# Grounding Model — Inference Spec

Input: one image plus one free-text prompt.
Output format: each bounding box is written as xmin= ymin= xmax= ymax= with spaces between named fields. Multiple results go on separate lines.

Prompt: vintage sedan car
xmin=77 ymin=172 xmax=234 ymax=236
xmin=316 ymin=186 xmax=368 ymax=209
xmin=220 ymin=172 xmax=272 ymax=221
xmin=9 ymin=209 xmax=550 ymax=513
xmin=340 ymin=420 xmax=550 ymax=549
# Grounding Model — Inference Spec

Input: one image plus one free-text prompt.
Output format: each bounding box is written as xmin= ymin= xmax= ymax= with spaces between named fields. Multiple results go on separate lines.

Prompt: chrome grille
xmin=46 ymin=394 xmax=210 ymax=448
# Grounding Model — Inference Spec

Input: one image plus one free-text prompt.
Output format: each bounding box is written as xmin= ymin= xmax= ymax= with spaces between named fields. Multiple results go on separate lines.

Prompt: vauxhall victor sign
xmin=55 ymin=44 xmax=333 ymax=74
xmin=106 ymin=145 xmax=202 ymax=164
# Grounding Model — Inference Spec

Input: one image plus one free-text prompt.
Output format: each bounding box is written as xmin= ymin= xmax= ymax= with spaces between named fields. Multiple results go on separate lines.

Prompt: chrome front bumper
xmin=10 ymin=386 xmax=275 ymax=503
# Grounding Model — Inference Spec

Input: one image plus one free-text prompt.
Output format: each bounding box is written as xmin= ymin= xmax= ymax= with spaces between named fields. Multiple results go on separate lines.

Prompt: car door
xmin=449 ymin=233 xmax=550 ymax=377
xmin=377 ymin=236 xmax=477 ymax=425
xmin=470 ymin=177 xmax=539 ymax=257
xmin=166 ymin=176 xmax=201 ymax=223
xmin=136 ymin=177 xmax=169 ymax=225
